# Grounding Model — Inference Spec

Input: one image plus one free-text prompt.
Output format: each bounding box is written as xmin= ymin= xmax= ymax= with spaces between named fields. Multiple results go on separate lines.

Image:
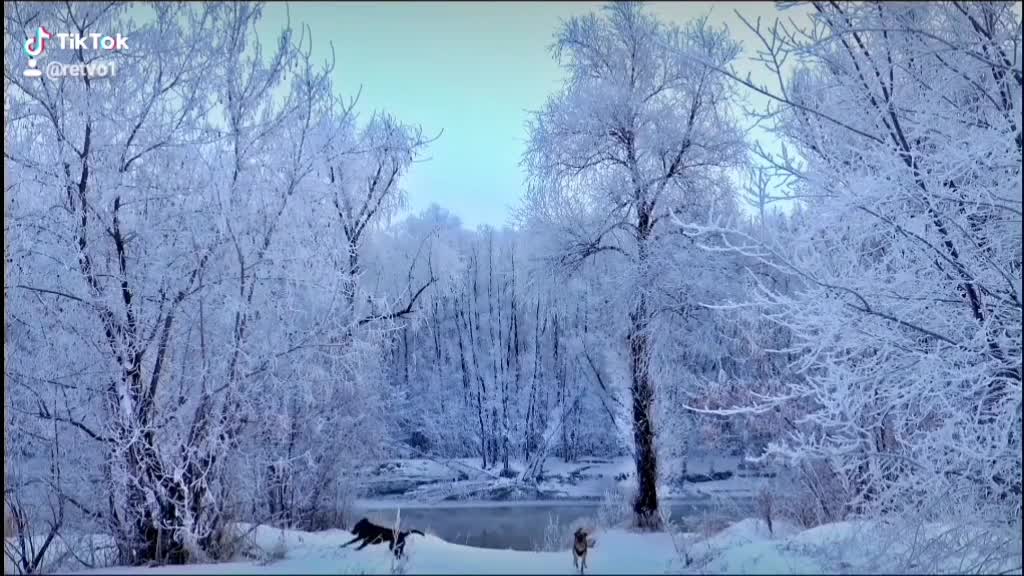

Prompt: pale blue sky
xmin=256 ymin=2 xmax=810 ymax=229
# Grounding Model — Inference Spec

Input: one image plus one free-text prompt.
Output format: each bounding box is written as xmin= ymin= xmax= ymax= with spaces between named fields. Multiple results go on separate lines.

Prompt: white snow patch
xmin=70 ymin=517 xmax=1022 ymax=575
xmin=76 ymin=524 xmax=681 ymax=575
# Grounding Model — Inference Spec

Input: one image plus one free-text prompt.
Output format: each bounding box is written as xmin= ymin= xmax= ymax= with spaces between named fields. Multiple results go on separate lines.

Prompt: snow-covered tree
xmin=521 ymin=2 xmax=746 ymax=527
xmin=685 ymin=0 xmax=1022 ymax=526
xmin=4 ymin=1 xmax=432 ymax=563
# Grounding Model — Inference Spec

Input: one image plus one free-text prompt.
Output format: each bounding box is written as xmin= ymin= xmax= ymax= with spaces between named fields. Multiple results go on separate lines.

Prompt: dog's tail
xmin=408 ymin=529 xmax=425 ymax=537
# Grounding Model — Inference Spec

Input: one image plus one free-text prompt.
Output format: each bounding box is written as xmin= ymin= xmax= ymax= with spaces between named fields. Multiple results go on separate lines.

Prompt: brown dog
xmin=572 ymin=527 xmax=596 ymax=574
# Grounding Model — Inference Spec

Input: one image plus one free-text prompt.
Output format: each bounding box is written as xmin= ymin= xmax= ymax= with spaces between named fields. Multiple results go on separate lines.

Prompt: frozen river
xmin=358 ymin=498 xmax=753 ymax=551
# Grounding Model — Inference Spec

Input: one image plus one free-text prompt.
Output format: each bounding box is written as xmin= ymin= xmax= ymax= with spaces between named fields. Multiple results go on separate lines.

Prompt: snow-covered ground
xmin=15 ymin=454 xmax=1018 ymax=574
xmin=62 ymin=517 xmax=1020 ymax=575
xmin=77 ymin=524 xmax=681 ymax=575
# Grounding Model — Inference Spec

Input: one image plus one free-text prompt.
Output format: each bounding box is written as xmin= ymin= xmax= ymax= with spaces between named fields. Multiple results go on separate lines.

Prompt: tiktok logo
xmin=23 ymin=26 xmax=51 ymax=78
xmin=21 ymin=26 xmax=127 ymax=80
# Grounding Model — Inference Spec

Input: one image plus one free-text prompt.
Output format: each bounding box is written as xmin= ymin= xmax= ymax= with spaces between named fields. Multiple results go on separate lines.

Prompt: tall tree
xmin=521 ymin=2 xmax=745 ymax=528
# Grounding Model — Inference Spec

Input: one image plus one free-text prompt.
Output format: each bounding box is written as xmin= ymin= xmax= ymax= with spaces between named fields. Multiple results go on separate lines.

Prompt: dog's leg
xmin=339 ymin=535 xmax=362 ymax=549
xmin=356 ymin=538 xmax=374 ymax=551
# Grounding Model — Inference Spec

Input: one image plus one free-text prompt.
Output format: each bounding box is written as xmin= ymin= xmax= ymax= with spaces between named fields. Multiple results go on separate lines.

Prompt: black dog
xmin=340 ymin=517 xmax=424 ymax=558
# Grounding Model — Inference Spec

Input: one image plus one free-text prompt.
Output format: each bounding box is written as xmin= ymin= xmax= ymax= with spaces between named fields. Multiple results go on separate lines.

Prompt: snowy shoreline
xmin=65 ymin=518 xmax=1021 ymax=575
xmin=355 ymin=455 xmax=767 ymax=505
xmin=356 ymin=495 xmax=751 ymax=509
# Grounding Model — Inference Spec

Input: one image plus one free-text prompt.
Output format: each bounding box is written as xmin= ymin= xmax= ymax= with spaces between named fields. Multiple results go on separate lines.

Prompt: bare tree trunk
xmin=467 ymin=251 xmax=492 ymax=467
xmin=505 ymin=256 xmax=519 ymax=471
xmin=402 ymin=326 xmax=410 ymax=389
xmin=524 ymin=299 xmax=543 ymax=461
xmin=629 ymin=208 xmax=661 ymax=530
xmin=552 ymin=315 xmax=567 ymax=461
xmin=486 ymin=234 xmax=502 ymax=468
xmin=628 ymin=297 xmax=660 ymax=529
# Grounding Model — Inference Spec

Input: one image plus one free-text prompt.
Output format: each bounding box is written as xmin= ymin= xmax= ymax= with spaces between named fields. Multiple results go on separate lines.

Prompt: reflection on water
xmin=358 ymin=500 xmax=751 ymax=551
